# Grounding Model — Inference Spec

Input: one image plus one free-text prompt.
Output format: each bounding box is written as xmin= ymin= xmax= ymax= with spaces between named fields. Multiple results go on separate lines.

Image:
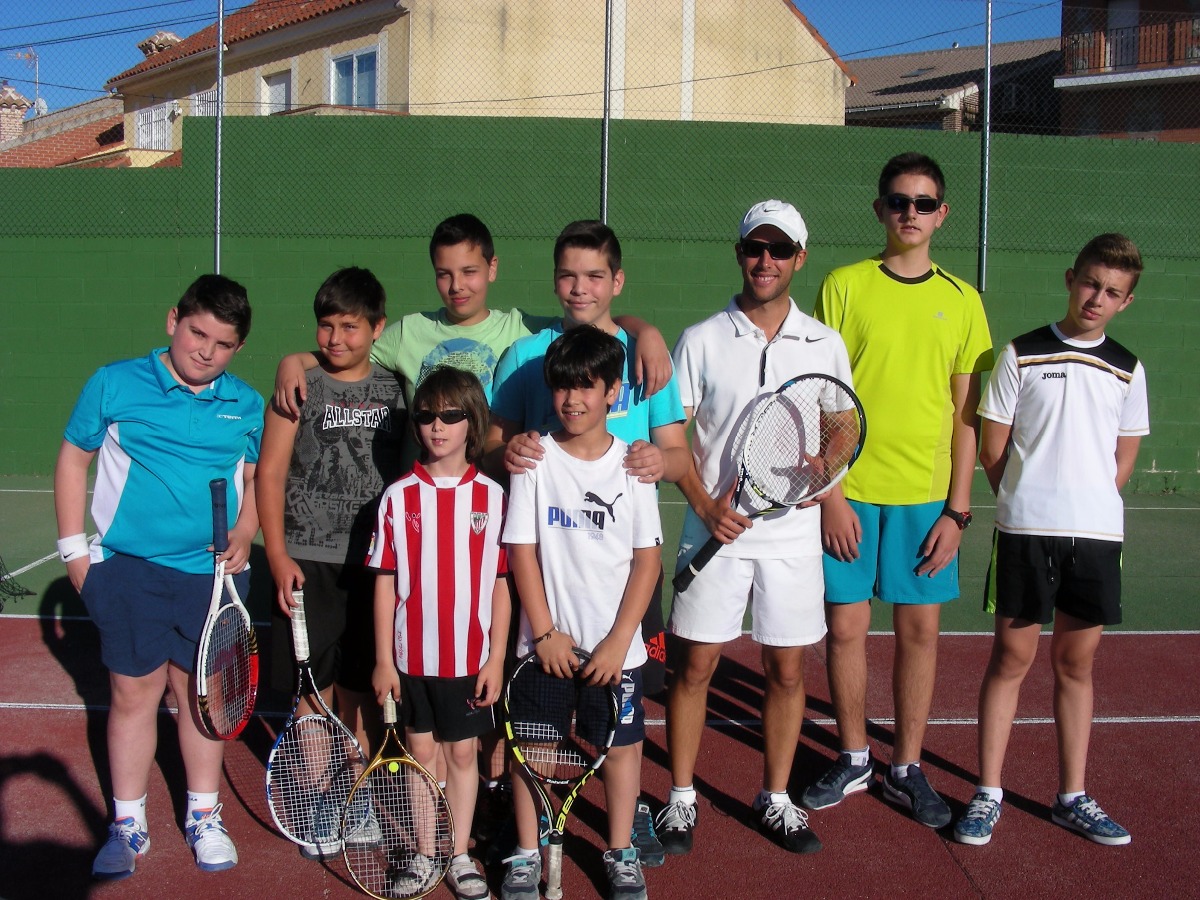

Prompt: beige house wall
xmin=407 ymin=0 xmax=608 ymax=117
xmin=691 ymin=0 xmax=848 ymax=125
xmin=111 ymin=0 xmax=847 ymax=161
xmin=407 ymin=0 xmax=847 ymax=123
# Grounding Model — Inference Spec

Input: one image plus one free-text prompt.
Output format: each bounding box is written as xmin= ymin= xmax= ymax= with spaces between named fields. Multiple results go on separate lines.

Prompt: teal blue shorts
xmin=822 ymin=500 xmax=959 ymax=605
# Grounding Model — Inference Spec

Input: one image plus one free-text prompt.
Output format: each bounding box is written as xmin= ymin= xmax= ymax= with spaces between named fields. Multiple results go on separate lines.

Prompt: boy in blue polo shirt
xmin=55 ymin=275 xmax=263 ymax=881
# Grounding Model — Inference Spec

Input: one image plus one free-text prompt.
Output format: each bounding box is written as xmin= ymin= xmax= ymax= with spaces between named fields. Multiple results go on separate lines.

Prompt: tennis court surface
xmin=2 ymin=476 xmax=1198 ymax=898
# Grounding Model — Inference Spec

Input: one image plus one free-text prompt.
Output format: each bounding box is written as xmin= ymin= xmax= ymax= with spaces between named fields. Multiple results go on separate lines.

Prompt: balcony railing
xmin=1063 ymin=16 xmax=1200 ymax=76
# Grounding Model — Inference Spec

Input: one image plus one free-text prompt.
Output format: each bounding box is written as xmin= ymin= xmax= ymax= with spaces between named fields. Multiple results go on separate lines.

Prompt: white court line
xmin=3 ymin=533 xmax=97 ymax=580
xmin=648 ymin=714 xmax=1200 ymax=728
xmin=3 ymin=701 xmax=1196 ymax=727
xmin=2 ymin=612 xmax=1198 ymax=638
xmin=6 ymin=550 xmax=60 ymax=579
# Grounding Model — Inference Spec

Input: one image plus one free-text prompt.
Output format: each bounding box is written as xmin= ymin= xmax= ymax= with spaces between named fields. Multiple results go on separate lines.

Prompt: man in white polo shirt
xmin=655 ymin=200 xmax=853 ymax=857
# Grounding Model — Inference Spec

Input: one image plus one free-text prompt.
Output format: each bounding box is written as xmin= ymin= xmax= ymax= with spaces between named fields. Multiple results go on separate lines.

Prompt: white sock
xmin=514 ymin=846 xmax=539 ymax=859
xmin=114 ymin=795 xmax=148 ymax=830
xmin=1058 ymin=791 xmax=1085 ymax=807
xmin=186 ymin=791 xmax=219 ymax=818
xmin=975 ymin=786 xmax=1003 ymax=804
xmin=845 ymin=747 xmax=870 ymax=767
xmin=891 ymin=761 xmax=918 ymax=780
xmin=758 ymin=789 xmax=791 ymax=808
xmin=451 ymin=852 xmax=471 ymax=866
xmin=668 ymin=785 xmax=696 ymax=806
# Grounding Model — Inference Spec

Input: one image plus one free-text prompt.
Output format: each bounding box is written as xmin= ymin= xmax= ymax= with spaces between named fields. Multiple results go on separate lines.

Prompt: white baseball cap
xmin=739 ymin=199 xmax=808 ymax=249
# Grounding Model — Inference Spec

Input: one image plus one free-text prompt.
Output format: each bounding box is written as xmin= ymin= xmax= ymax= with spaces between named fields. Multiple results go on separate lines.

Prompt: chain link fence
xmin=1 ymin=0 xmax=1198 ymax=257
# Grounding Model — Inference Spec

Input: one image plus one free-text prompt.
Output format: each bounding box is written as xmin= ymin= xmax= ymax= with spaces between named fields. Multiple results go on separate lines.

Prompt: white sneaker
xmin=446 ymin=855 xmax=490 ymax=900
xmin=185 ymin=804 xmax=239 ymax=872
xmin=92 ymin=817 xmax=150 ymax=880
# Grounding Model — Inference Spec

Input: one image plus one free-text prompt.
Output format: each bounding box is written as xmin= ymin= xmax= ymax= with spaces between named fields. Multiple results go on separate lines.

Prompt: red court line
xmin=2 ymin=618 xmax=1197 ymax=898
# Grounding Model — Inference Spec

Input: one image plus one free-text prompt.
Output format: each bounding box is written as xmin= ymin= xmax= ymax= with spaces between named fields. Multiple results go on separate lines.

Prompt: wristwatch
xmin=942 ymin=505 xmax=973 ymax=530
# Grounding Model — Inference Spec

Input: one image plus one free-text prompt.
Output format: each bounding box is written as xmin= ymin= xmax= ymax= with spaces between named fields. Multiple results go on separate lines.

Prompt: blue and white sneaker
xmin=882 ymin=765 xmax=951 ymax=829
xmin=954 ymin=793 xmax=1002 ymax=845
xmin=800 ymin=753 xmax=875 ymax=810
xmin=185 ymin=804 xmax=239 ymax=872
xmin=92 ymin=817 xmax=150 ymax=880
xmin=1051 ymin=795 xmax=1131 ymax=846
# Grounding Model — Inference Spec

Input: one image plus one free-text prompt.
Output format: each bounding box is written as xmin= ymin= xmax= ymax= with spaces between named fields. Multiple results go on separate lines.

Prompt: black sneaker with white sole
xmin=752 ymin=796 xmax=822 ymax=854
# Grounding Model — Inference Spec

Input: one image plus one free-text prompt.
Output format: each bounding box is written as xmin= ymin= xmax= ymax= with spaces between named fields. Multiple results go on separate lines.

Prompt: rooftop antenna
xmin=9 ymin=47 xmax=39 ymax=113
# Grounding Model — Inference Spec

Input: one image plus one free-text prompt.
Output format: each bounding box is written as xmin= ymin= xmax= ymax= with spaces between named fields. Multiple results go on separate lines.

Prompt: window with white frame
xmin=262 ymin=71 xmax=291 ymax=115
xmin=331 ymin=48 xmax=377 ymax=108
xmin=191 ymin=87 xmax=219 ymax=117
xmin=134 ymin=99 xmax=175 ymax=150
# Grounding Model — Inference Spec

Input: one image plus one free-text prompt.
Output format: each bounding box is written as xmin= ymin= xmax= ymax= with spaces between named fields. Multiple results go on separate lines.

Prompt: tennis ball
xmin=388 ymin=761 xmax=400 ymax=774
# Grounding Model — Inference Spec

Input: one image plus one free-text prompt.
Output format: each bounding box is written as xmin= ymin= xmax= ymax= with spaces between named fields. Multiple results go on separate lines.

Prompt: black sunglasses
xmin=413 ymin=408 xmax=469 ymax=426
xmin=883 ymin=193 xmax=941 ymax=215
xmin=739 ymin=239 xmax=800 ymax=260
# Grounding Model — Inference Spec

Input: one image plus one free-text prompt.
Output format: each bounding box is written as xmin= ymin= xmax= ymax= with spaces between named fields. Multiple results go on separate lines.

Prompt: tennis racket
xmin=195 ymin=477 xmax=260 ymax=739
xmin=673 ymin=373 xmax=866 ymax=593
xmin=503 ymin=648 xmax=619 ymax=900
xmin=342 ymin=693 xmax=452 ymax=900
xmin=265 ymin=590 xmax=367 ymax=857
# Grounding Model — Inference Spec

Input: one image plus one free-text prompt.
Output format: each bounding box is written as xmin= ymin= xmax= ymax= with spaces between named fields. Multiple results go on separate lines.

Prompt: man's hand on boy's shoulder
xmin=624 ymin=440 xmax=667 ymax=484
xmin=272 ymin=351 xmax=320 ymax=420
xmin=505 ymin=431 xmax=544 ymax=475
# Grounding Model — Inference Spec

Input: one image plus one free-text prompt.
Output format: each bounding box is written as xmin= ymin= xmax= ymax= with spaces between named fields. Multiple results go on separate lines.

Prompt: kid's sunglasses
xmin=412 ymin=408 xmax=469 ymax=426
xmin=883 ymin=193 xmax=942 ymax=215
xmin=738 ymin=239 xmax=800 ymax=260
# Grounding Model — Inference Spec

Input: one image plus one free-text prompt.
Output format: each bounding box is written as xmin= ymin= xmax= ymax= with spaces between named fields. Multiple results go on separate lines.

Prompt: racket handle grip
xmin=382 ymin=692 xmax=398 ymax=726
xmin=209 ymin=478 xmax=229 ymax=554
xmin=290 ymin=590 xmax=310 ymax=662
xmin=544 ymin=835 xmax=564 ymax=900
xmin=671 ymin=535 xmax=722 ymax=593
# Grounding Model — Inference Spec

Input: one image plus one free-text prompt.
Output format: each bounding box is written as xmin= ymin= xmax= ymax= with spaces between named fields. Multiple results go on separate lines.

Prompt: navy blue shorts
xmin=80 ymin=552 xmax=250 ymax=678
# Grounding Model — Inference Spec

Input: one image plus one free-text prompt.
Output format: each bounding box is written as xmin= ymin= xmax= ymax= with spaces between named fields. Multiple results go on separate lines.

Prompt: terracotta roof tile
xmin=108 ymin=0 xmax=368 ymax=85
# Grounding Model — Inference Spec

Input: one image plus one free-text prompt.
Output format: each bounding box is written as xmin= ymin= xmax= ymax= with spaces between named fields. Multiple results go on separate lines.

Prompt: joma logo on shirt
xmin=322 ymin=404 xmax=392 ymax=430
xmin=1042 ymin=371 xmax=1066 ymax=380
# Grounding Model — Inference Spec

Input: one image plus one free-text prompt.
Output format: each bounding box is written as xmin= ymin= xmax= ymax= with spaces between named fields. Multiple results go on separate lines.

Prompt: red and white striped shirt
xmin=367 ymin=462 xmax=507 ymax=677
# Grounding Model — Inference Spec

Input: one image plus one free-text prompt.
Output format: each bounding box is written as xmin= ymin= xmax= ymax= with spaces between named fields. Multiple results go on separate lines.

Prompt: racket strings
xmin=745 ymin=381 xmax=863 ymax=503
xmin=344 ymin=759 xmax=452 ymax=899
xmin=268 ymin=716 xmax=362 ymax=843
xmin=509 ymin=667 xmax=614 ymax=783
xmin=201 ymin=606 xmax=256 ymax=734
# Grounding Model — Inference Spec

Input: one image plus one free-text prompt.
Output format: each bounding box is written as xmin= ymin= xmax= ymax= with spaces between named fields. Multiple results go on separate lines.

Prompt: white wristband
xmin=57 ymin=533 xmax=90 ymax=563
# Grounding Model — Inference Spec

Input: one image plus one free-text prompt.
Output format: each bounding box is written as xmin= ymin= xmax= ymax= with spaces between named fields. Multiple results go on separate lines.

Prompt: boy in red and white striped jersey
xmin=368 ymin=366 xmax=511 ymax=900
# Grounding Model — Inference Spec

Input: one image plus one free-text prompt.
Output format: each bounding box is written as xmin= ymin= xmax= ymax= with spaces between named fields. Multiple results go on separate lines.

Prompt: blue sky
xmin=0 ymin=1 xmax=1062 ymax=116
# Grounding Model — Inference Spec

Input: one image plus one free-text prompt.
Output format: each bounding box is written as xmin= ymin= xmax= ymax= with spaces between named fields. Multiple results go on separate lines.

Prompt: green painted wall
xmin=2 ymin=116 xmax=1196 ymax=489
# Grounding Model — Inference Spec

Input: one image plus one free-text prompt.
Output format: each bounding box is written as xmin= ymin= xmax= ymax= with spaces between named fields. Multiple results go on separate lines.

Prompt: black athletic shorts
xmin=270 ymin=559 xmax=376 ymax=694
xmin=984 ymin=530 xmax=1122 ymax=626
